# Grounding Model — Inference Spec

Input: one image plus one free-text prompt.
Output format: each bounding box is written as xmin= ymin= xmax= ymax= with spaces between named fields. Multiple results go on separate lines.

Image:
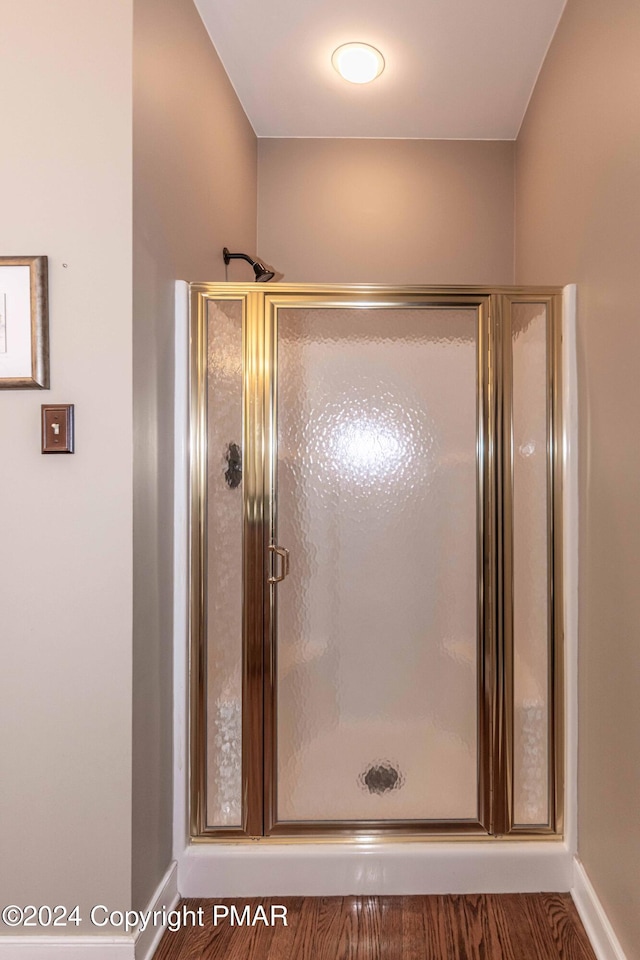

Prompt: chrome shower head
xmin=223 ymin=247 xmax=275 ymax=283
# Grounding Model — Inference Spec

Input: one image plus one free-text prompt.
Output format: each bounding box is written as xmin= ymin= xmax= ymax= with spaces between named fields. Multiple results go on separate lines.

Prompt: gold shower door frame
xmin=189 ymin=284 xmax=564 ymax=841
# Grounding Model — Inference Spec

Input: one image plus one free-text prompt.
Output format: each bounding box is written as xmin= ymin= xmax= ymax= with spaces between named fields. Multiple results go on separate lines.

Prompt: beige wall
xmin=0 ymin=0 xmax=134 ymax=928
xmin=0 ymin=0 xmax=256 ymax=930
xmin=515 ymin=0 xmax=640 ymax=954
xmin=132 ymin=0 xmax=257 ymax=910
xmin=258 ymin=139 xmax=514 ymax=284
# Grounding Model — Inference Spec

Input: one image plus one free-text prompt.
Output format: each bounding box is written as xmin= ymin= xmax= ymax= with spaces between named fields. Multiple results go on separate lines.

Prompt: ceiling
xmin=194 ymin=0 xmax=567 ymax=140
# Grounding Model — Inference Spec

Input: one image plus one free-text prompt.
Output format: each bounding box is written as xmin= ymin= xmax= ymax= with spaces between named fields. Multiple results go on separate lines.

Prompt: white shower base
xmin=179 ymin=840 xmax=574 ymax=897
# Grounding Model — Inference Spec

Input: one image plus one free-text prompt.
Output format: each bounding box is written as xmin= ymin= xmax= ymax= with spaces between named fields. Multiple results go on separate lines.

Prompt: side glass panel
xmin=511 ymin=303 xmax=550 ymax=826
xmin=275 ymin=306 xmax=479 ymax=823
xmin=205 ymin=299 xmax=243 ymax=828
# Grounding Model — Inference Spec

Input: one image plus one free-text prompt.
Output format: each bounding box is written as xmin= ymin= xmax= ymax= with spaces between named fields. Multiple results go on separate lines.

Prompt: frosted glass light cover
xmin=512 ymin=303 xmax=550 ymax=826
xmin=331 ymin=43 xmax=385 ymax=84
xmin=275 ymin=307 xmax=479 ymax=822
xmin=205 ymin=300 xmax=243 ymax=827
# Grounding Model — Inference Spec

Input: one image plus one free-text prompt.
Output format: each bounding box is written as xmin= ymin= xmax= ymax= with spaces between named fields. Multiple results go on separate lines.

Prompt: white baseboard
xmin=134 ymin=860 xmax=179 ymax=960
xmin=0 ymin=937 xmax=134 ymax=959
xmin=0 ymin=861 xmax=179 ymax=960
xmin=179 ymin=841 xmax=573 ymax=897
xmin=571 ymin=858 xmax=628 ymax=960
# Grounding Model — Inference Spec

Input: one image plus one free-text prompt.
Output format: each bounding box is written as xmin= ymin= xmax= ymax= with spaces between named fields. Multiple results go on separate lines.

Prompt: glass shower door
xmin=265 ymin=298 xmax=493 ymax=834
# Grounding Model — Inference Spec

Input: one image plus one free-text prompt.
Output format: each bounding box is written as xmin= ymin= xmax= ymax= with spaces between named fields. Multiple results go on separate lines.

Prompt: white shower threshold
xmin=173 ymin=283 xmax=579 ymax=899
xmin=178 ymin=840 xmax=573 ymax=898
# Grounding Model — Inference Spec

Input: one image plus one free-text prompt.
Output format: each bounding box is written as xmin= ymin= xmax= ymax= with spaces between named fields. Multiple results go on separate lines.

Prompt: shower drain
xmin=359 ymin=761 xmax=404 ymax=795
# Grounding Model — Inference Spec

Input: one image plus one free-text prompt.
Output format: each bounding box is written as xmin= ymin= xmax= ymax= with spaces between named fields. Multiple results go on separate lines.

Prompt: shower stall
xmin=188 ymin=284 xmax=563 ymax=841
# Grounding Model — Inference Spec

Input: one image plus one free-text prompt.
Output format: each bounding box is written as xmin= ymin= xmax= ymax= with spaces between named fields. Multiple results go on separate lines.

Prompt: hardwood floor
xmin=153 ymin=894 xmax=597 ymax=959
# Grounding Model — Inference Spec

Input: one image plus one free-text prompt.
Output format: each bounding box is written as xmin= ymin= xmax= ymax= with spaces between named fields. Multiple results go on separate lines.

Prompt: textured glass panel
xmin=512 ymin=303 xmax=549 ymax=826
xmin=276 ymin=307 xmax=478 ymax=822
xmin=206 ymin=300 xmax=243 ymax=827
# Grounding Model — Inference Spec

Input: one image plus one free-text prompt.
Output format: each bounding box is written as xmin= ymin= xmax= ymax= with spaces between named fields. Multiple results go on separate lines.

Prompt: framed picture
xmin=0 ymin=256 xmax=49 ymax=389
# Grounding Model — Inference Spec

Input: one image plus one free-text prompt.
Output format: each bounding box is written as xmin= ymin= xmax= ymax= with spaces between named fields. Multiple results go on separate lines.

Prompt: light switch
xmin=42 ymin=404 xmax=74 ymax=454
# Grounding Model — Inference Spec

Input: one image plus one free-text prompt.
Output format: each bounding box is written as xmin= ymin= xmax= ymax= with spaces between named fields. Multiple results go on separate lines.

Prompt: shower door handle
xmin=268 ymin=544 xmax=290 ymax=584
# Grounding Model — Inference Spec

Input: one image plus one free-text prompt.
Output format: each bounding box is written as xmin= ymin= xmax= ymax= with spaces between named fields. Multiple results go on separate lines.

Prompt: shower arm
xmin=222 ymin=249 xmax=255 ymax=268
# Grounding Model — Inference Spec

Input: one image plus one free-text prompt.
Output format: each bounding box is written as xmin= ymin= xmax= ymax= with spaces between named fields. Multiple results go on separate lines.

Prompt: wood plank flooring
xmin=153 ymin=894 xmax=597 ymax=959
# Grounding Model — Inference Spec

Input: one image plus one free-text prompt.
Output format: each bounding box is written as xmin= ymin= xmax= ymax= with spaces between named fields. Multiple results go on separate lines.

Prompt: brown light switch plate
xmin=42 ymin=404 xmax=74 ymax=454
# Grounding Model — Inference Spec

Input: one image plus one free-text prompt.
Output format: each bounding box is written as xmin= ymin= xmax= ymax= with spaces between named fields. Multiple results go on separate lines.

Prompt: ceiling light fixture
xmin=331 ymin=43 xmax=385 ymax=84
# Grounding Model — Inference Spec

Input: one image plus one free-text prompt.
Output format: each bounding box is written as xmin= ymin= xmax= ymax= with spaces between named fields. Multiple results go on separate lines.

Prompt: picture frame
xmin=0 ymin=255 xmax=49 ymax=388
